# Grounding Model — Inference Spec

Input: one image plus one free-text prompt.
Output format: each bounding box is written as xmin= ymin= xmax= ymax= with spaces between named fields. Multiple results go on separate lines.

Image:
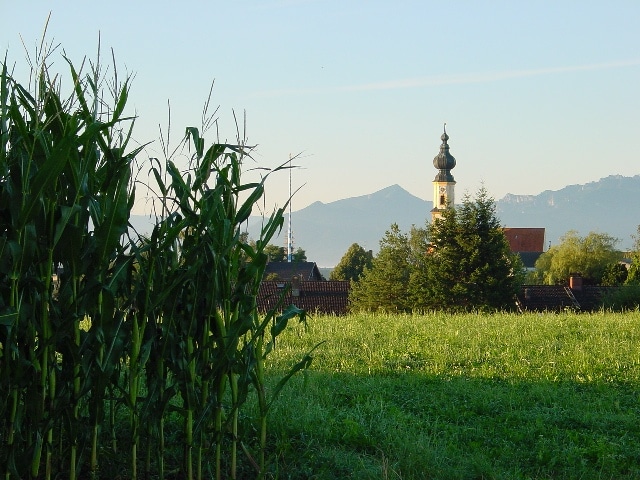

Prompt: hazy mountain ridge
xmin=245 ymin=184 xmax=433 ymax=267
xmin=496 ymin=174 xmax=639 ymax=253
xmin=264 ymin=175 xmax=640 ymax=266
xmin=132 ymin=175 xmax=640 ymax=267
xmin=501 ymin=175 xmax=639 ymax=209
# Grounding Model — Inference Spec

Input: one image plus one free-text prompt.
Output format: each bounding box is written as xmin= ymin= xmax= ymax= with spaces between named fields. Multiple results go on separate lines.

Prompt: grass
xmin=255 ymin=311 xmax=640 ymax=479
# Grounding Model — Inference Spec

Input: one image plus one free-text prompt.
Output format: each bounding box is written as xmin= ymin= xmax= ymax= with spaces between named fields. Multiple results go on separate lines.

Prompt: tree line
xmin=329 ymin=189 xmax=640 ymax=312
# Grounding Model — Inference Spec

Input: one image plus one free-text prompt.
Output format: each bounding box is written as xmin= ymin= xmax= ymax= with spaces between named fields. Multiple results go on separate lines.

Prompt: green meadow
xmin=258 ymin=311 xmax=640 ymax=480
xmin=3 ymin=41 xmax=640 ymax=480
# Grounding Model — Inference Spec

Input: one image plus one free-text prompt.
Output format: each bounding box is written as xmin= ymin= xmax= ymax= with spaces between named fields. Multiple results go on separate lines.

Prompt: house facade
xmin=503 ymin=227 xmax=545 ymax=270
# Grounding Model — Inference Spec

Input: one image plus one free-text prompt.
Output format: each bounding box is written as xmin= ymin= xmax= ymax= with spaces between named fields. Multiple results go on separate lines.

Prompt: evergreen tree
xmin=407 ymin=224 xmax=432 ymax=310
xmin=350 ymin=188 xmax=522 ymax=312
xmin=330 ymin=243 xmax=373 ymax=282
xmin=349 ymin=224 xmax=412 ymax=312
xmin=422 ymin=187 xmax=523 ymax=312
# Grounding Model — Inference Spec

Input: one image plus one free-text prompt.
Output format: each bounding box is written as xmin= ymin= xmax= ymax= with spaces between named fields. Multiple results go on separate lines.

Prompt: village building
xmin=263 ymin=261 xmax=324 ymax=282
xmin=256 ymin=128 xmax=615 ymax=314
xmin=257 ymin=280 xmax=350 ymax=315
xmin=431 ymin=125 xmax=456 ymax=222
xmin=503 ymin=227 xmax=545 ymax=271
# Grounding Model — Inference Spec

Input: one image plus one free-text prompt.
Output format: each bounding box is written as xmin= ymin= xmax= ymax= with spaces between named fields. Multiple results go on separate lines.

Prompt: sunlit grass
xmin=266 ymin=311 xmax=640 ymax=380
xmin=258 ymin=311 xmax=640 ymax=479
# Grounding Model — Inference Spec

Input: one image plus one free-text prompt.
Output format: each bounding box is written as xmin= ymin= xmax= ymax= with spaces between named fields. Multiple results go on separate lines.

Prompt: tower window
xmin=440 ymin=194 xmax=446 ymax=206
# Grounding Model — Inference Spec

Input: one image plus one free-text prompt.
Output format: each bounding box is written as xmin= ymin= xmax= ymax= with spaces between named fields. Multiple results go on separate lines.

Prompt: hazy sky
xmin=2 ymin=1 xmax=639 ymax=214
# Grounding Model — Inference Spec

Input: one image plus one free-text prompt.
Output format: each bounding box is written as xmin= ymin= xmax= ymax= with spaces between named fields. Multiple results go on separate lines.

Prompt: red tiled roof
xmin=258 ymin=280 xmax=350 ymax=315
xmin=503 ymin=228 xmax=545 ymax=253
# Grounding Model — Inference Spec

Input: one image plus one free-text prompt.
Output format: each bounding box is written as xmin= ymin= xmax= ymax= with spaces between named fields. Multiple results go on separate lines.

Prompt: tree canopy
xmin=330 ymin=243 xmax=373 ymax=282
xmin=263 ymin=244 xmax=307 ymax=262
xmin=350 ymin=187 xmax=523 ymax=313
xmin=626 ymin=225 xmax=640 ymax=285
xmin=532 ymin=231 xmax=620 ymax=285
xmin=418 ymin=187 xmax=523 ymax=312
xmin=264 ymin=244 xmax=286 ymax=262
xmin=349 ymin=224 xmax=413 ymax=312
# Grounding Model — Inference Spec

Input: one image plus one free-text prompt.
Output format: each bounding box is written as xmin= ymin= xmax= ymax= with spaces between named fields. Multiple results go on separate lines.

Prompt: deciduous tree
xmin=264 ymin=244 xmax=286 ymax=262
xmin=601 ymin=263 xmax=628 ymax=286
xmin=534 ymin=231 xmax=620 ymax=284
xmin=330 ymin=243 xmax=373 ymax=282
xmin=292 ymin=247 xmax=307 ymax=262
xmin=625 ymin=225 xmax=640 ymax=285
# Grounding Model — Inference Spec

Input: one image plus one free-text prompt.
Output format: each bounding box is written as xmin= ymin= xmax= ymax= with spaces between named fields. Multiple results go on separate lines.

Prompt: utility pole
xmin=287 ymin=154 xmax=293 ymax=262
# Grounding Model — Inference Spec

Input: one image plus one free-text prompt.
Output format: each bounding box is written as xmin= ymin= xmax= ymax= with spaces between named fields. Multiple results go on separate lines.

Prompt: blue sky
xmin=2 ymin=1 xmax=639 ymax=216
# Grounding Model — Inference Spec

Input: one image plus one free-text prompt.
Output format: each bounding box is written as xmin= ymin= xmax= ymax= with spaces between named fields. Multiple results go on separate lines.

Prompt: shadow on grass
xmin=263 ymin=371 xmax=640 ymax=480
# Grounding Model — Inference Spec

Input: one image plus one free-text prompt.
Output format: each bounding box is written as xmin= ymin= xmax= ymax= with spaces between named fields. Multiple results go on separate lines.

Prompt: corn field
xmin=0 ymin=43 xmax=308 ymax=479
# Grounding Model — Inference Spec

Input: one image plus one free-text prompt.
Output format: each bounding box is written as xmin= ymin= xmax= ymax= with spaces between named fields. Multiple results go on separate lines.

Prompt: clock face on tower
xmin=439 ymin=186 xmax=446 ymax=194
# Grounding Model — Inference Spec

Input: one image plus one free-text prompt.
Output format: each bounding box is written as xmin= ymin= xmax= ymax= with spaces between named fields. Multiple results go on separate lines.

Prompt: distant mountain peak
xmin=241 ymin=174 xmax=640 ymax=266
xmin=376 ymin=183 xmax=404 ymax=193
xmin=500 ymin=193 xmax=535 ymax=204
xmin=371 ymin=184 xmax=415 ymax=199
xmin=502 ymin=174 xmax=640 ymax=202
xmin=497 ymin=174 xmax=639 ymax=249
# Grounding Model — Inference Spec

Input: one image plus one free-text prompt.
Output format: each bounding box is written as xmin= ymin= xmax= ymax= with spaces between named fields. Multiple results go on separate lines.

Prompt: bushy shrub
xmin=601 ymin=286 xmax=640 ymax=311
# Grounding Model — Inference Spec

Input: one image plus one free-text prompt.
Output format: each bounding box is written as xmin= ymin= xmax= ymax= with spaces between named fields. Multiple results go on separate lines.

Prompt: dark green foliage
xmin=0 ymin=44 xmax=141 ymax=479
xmin=263 ymin=245 xmax=306 ymax=263
xmin=349 ymin=224 xmax=412 ymax=312
xmin=329 ymin=242 xmax=373 ymax=282
xmin=292 ymin=246 xmax=307 ymax=262
xmin=421 ymin=187 xmax=524 ymax=312
xmin=138 ymin=129 xmax=309 ymax=480
xmin=264 ymin=243 xmax=286 ymax=262
xmin=625 ymin=225 xmax=640 ymax=285
xmin=351 ymin=188 xmax=522 ymax=313
xmin=0 ymin=42 xmax=308 ymax=480
xmin=601 ymin=262 xmax=628 ymax=286
xmin=601 ymin=286 xmax=640 ymax=310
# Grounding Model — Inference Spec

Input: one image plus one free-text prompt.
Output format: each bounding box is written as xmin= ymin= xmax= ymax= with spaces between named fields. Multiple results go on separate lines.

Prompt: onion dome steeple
xmin=432 ymin=124 xmax=456 ymax=182
xmin=430 ymin=124 xmax=457 ymax=221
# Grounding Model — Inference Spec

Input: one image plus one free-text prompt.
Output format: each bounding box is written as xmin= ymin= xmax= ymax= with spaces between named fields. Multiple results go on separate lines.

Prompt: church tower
xmin=431 ymin=125 xmax=456 ymax=221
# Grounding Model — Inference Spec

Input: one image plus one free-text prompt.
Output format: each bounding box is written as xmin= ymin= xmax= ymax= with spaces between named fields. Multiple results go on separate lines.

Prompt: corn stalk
xmin=0 ymin=39 xmax=139 ymax=479
xmin=1 ymin=36 xmax=313 ymax=480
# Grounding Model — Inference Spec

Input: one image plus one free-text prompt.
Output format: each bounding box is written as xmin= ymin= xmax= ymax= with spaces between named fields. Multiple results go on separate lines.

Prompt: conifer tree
xmin=422 ymin=187 xmax=523 ymax=312
xmin=349 ymin=224 xmax=412 ymax=312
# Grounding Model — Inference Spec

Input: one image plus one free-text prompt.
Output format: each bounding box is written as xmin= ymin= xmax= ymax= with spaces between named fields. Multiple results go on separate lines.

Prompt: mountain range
xmin=245 ymin=174 xmax=640 ymax=267
xmin=130 ymin=174 xmax=640 ymax=268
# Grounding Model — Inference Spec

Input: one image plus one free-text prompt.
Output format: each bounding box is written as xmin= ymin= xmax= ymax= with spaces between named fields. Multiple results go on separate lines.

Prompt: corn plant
xmin=1 ymin=38 xmax=311 ymax=480
xmin=0 ymin=36 xmax=141 ymax=480
xmin=131 ymin=124 xmax=311 ymax=480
